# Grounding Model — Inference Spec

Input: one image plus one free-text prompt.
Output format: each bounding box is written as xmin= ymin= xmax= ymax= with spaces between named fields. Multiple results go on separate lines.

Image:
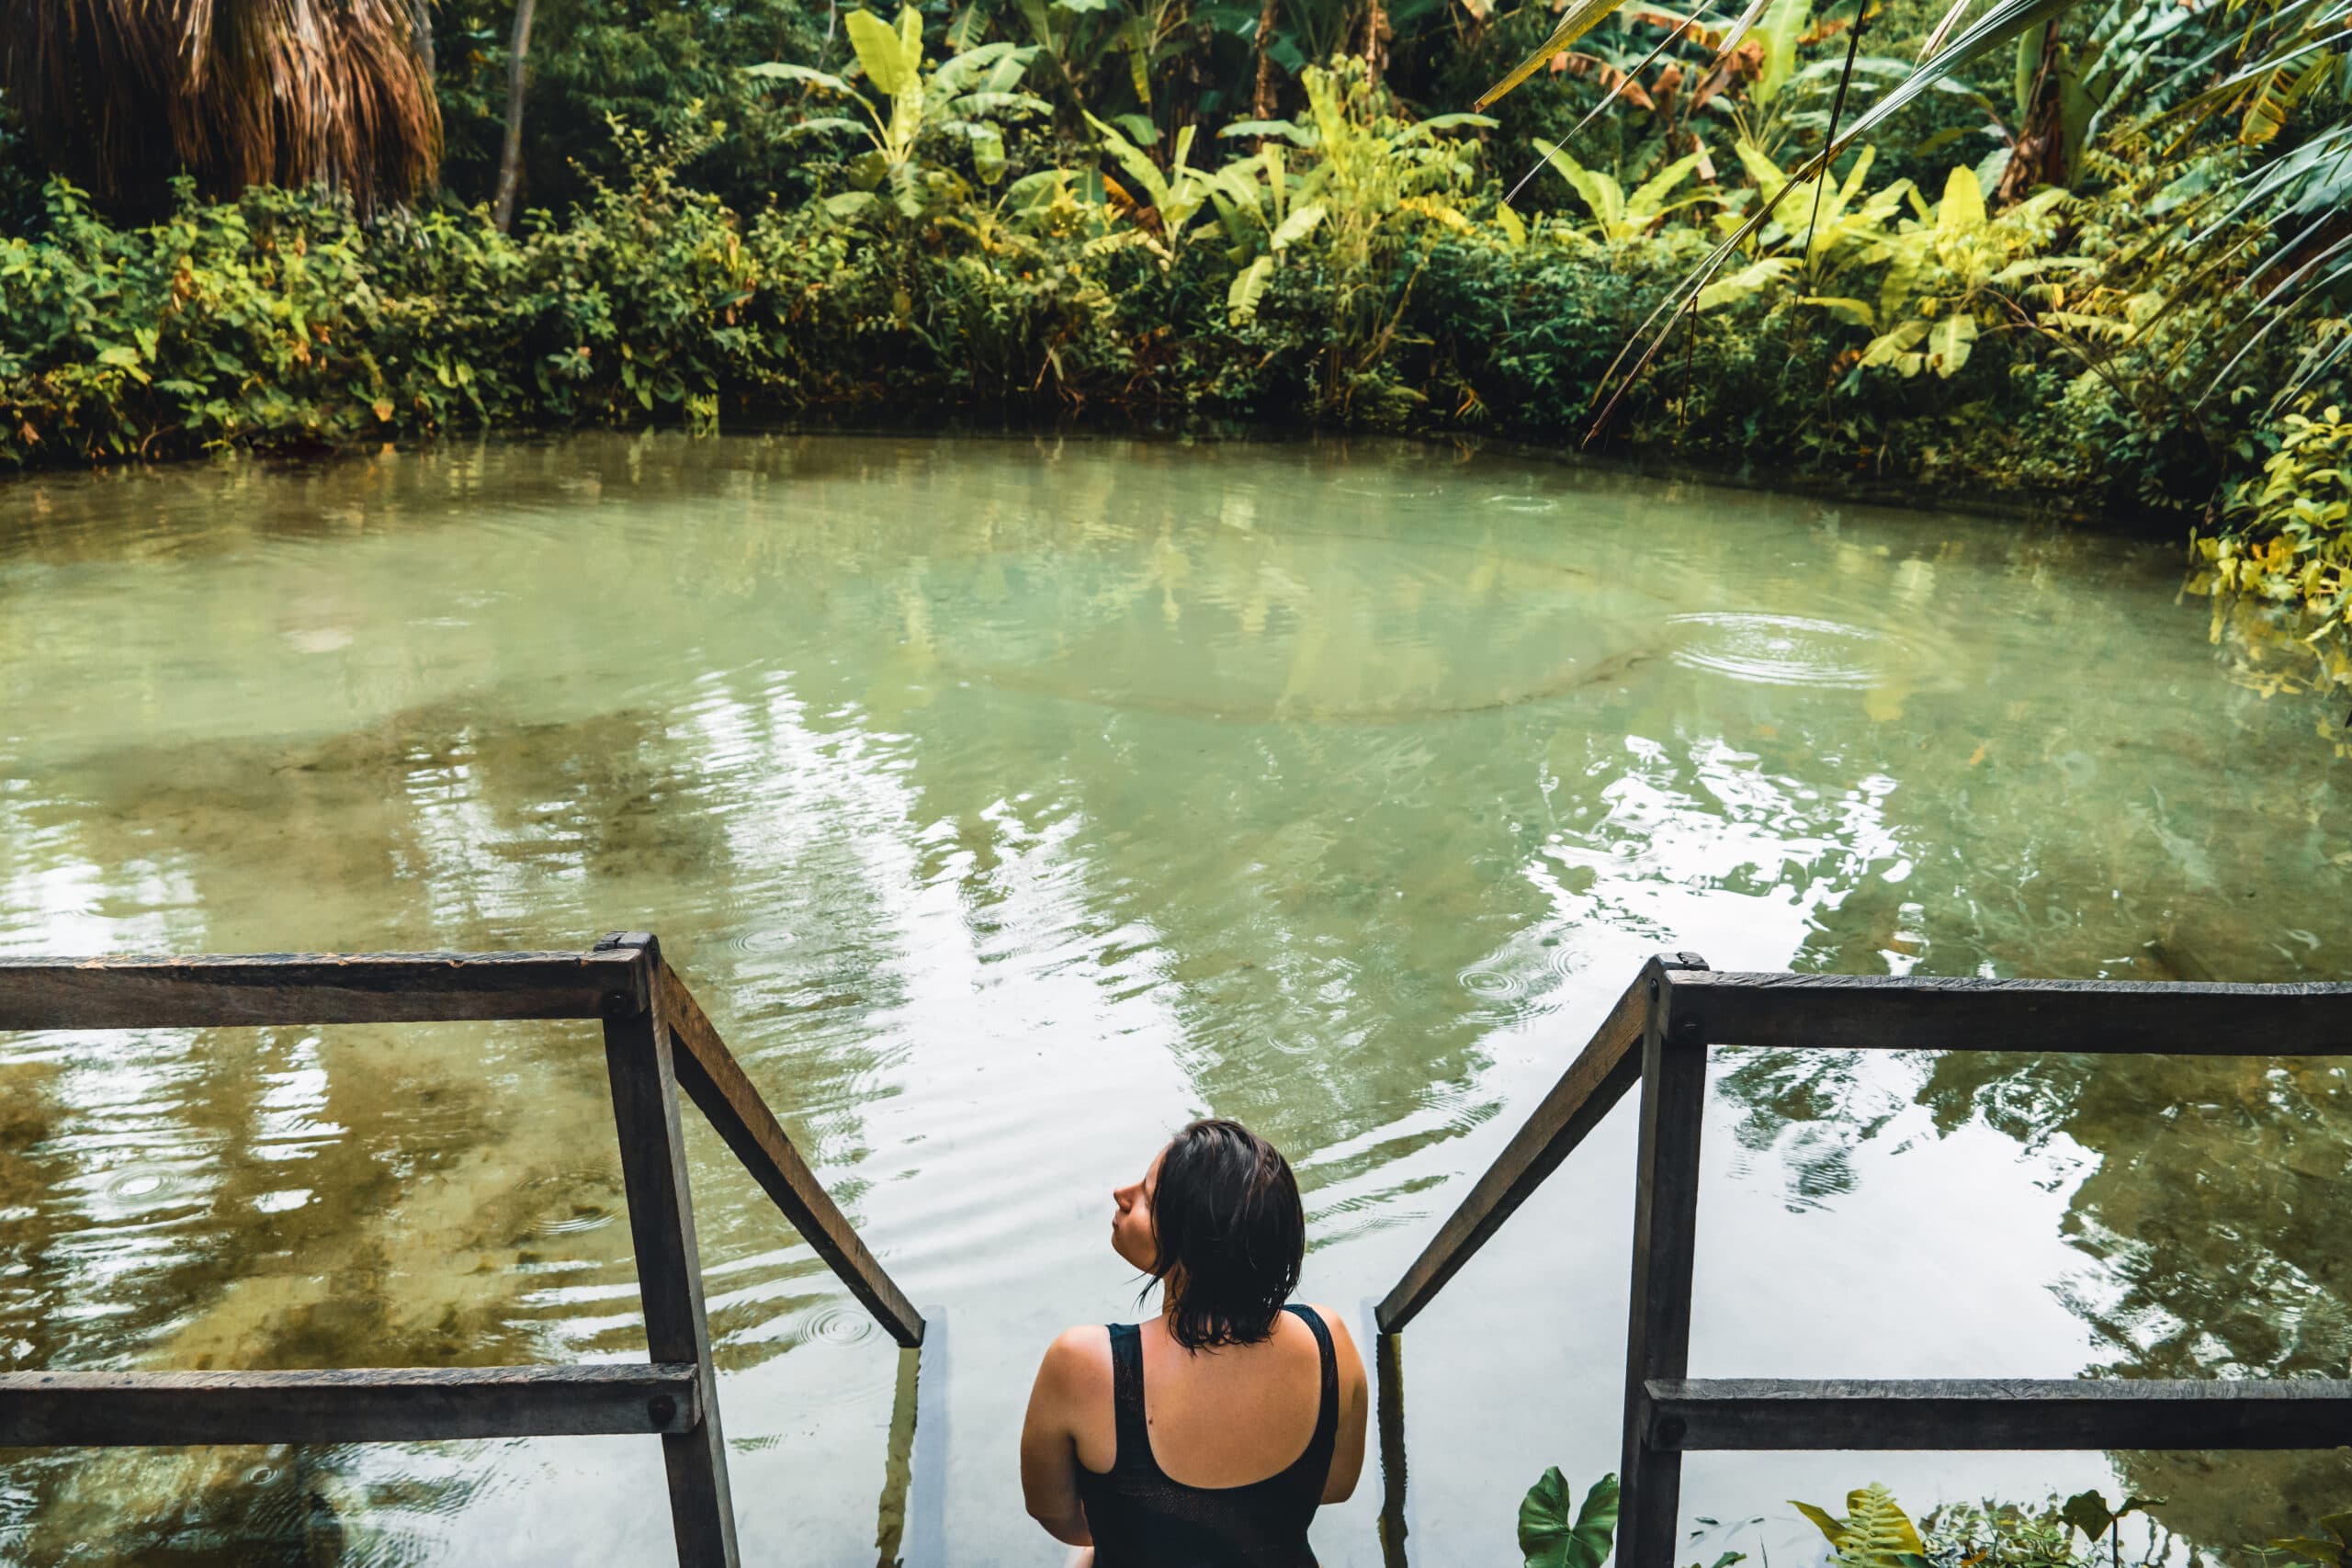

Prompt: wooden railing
xmin=0 ymin=933 xmax=923 ymax=1568
xmin=1375 ymin=953 xmax=2352 ymax=1567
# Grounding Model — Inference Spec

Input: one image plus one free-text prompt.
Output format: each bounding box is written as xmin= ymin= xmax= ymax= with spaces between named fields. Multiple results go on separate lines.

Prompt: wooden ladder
xmin=0 ymin=933 xmax=924 ymax=1568
xmin=1374 ymin=954 xmax=2352 ymax=1566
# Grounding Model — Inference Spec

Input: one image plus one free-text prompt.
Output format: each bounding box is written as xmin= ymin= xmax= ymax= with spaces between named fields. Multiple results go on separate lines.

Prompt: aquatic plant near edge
xmin=1510 ymin=1474 xmax=2352 ymax=1566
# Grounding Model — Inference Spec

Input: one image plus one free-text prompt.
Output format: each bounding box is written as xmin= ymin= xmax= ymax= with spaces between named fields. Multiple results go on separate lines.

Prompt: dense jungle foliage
xmin=0 ymin=0 xmax=2346 ymax=664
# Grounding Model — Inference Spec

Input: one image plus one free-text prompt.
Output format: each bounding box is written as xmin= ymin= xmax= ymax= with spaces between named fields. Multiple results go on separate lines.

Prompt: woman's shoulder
xmin=1035 ymin=1324 xmax=1115 ymax=1390
xmin=1295 ymin=1303 xmax=1366 ymax=1375
xmin=1294 ymin=1303 xmax=1358 ymax=1346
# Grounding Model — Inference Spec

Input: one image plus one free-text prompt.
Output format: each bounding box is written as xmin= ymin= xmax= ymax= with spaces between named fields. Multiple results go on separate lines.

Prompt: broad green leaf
xmin=96 ymin=344 xmax=142 ymax=368
xmin=1112 ymin=111 xmax=1159 ymax=145
xmin=823 ymin=190 xmax=878 ymax=216
xmin=1519 ymin=1469 xmax=1619 ymax=1568
xmin=1801 ymin=294 xmax=1876 ymax=325
xmin=1000 ymin=167 xmax=1068 ymax=212
xmin=971 ymin=125 xmax=1005 ymax=182
xmin=1755 ymin=0 xmax=1812 ymax=109
xmin=1476 ymin=0 xmax=1634 ymax=109
xmin=1927 ymin=311 xmax=1978 ymax=374
xmin=897 ymin=5 xmax=923 ymax=74
xmin=783 ymin=117 xmax=872 ymax=140
xmin=1496 ymin=199 xmax=1527 ymax=247
xmin=1697 ymin=255 xmax=1795 ymax=310
xmin=748 ymin=62 xmax=855 ymax=93
xmin=846 ymin=10 xmax=915 ymax=96
xmin=1227 ymin=254 xmax=1275 ymax=323
xmin=1084 ymin=111 xmax=1173 ymax=210
xmin=950 ymin=90 xmax=1051 ymax=118
xmin=1270 ymin=200 xmax=1326 ymax=250
xmin=1537 ymin=141 xmax=1626 ymax=235
xmin=1629 ymin=151 xmax=1707 ymax=220
xmin=1792 ymin=1501 xmax=1849 ymax=1547
xmin=1936 ymin=164 xmax=1986 ymax=235
xmin=889 ymin=159 xmax=925 ymax=218
xmin=1216 ymin=118 xmax=1315 ymax=145
xmin=1123 ymin=13 xmax=1153 ymax=107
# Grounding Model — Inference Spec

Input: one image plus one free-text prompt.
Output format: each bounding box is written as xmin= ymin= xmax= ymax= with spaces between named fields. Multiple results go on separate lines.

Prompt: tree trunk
xmin=1996 ymin=19 xmax=2064 ymax=207
xmin=492 ymin=0 xmax=537 ymax=232
xmin=1250 ymin=0 xmax=1281 ymax=119
xmin=411 ymin=0 xmax=435 ymax=83
xmin=1360 ymin=0 xmax=1388 ymax=90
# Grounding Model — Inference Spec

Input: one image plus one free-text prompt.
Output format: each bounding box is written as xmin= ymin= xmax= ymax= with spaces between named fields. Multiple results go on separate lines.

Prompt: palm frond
xmin=1 ymin=0 xmax=442 ymax=211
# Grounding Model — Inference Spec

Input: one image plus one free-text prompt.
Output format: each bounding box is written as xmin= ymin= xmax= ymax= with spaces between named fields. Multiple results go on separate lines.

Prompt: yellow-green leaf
xmin=1926 ymin=311 xmax=1978 ymax=376
xmin=846 ymin=10 xmax=914 ymax=96
xmin=1476 ymin=0 xmax=1632 ymax=109
xmin=1935 ymin=164 xmax=1984 ymax=237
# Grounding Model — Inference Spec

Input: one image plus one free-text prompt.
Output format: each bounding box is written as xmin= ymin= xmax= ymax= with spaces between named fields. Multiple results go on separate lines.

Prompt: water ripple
xmin=1667 ymin=612 xmax=1894 ymax=688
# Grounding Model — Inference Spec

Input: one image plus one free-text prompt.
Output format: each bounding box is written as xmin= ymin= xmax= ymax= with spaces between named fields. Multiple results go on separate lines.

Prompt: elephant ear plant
xmin=1519 ymin=1469 xmax=1620 ymax=1568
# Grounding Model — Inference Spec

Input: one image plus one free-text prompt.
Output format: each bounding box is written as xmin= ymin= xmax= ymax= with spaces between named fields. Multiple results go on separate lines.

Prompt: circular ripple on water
xmin=1667 ymin=613 xmax=1891 ymax=689
xmin=800 ymin=1302 xmax=877 ymax=1347
xmin=521 ymin=1171 xmax=622 ymax=1237
xmin=1334 ymin=483 xmax=1442 ymax=499
xmin=106 ymin=1168 xmax=185 ymax=1204
xmin=1485 ymin=493 xmax=1560 ymax=513
xmin=1457 ymin=965 xmax=1525 ymax=1001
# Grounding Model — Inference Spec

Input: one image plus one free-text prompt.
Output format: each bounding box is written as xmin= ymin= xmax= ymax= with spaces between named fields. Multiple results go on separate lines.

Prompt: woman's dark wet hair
xmin=1145 ymin=1118 xmax=1305 ymax=1349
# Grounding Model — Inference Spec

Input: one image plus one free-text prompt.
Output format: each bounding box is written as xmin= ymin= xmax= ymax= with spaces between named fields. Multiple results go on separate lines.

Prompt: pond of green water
xmin=0 ymin=433 xmax=2346 ymax=1565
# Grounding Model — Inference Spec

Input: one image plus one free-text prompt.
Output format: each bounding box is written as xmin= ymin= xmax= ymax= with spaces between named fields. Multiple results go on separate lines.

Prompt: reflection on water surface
xmin=0 ymin=433 xmax=2346 ymax=1564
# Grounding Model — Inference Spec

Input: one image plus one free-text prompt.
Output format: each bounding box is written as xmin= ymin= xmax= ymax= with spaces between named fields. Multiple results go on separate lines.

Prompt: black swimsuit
xmin=1074 ymin=1303 xmax=1340 ymax=1568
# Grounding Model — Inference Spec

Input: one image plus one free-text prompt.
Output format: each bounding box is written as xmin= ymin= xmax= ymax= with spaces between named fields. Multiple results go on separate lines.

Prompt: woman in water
xmin=1020 ymin=1118 xmax=1370 ymax=1565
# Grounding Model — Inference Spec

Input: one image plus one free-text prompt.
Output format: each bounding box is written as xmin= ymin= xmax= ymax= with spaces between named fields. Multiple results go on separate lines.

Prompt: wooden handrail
xmin=1374 ymin=954 xmax=1704 ymax=1335
xmin=1664 ymin=968 xmax=2352 ymax=1055
xmin=661 ymin=963 xmax=924 ymax=1347
xmin=0 ymin=948 xmax=645 ymax=1028
xmin=0 ymin=934 xmax=926 ymax=1568
xmin=1376 ymin=953 xmax=2352 ymax=1567
xmin=0 ymin=1363 xmax=701 ymax=1445
xmin=1645 ymin=1377 xmax=2352 ymax=1450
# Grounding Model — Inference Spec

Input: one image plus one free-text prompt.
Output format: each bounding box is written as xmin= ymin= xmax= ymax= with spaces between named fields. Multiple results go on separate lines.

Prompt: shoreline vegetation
xmin=1 ymin=0 xmax=2346 ymax=705
xmin=1518 ymin=1471 xmax=2352 ymax=1568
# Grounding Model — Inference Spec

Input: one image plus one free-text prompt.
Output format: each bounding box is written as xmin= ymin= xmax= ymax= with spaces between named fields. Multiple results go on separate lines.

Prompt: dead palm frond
xmin=1 ymin=0 xmax=441 ymax=212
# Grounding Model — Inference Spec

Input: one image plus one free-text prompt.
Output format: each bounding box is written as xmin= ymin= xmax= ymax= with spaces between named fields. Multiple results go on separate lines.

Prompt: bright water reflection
xmin=0 ymin=433 xmax=2346 ymax=1565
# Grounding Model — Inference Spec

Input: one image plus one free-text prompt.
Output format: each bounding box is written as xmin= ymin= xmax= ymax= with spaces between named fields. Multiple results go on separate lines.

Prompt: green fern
xmin=1792 ymin=1483 xmax=1932 ymax=1568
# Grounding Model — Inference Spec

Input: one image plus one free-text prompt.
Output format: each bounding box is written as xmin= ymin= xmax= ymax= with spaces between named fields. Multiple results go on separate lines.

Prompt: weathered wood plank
xmin=1666 ymin=970 xmax=2352 ymax=1055
xmin=601 ymin=937 xmax=740 ymax=1568
xmin=1374 ymin=964 xmax=1663 ymax=1334
xmin=0 ymin=1363 xmax=699 ymax=1446
xmin=1646 ymin=1378 xmax=2352 ymax=1450
xmin=1619 ymin=954 xmax=1711 ymax=1568
xmin=1374 ymin=1325 xmax=1411 ymax=1568
xmin=0 ymin=950 xmax=645 ymax=1030
xmin=661 ymin=964 xmax=925 ymax=1348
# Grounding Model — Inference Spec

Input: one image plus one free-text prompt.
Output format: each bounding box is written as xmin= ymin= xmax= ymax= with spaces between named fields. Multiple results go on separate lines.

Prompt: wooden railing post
xmin=1618 ymin=953 xmax=1709 ymax=1568
xmin=598 ymin=933 xmax=740 ymax=1568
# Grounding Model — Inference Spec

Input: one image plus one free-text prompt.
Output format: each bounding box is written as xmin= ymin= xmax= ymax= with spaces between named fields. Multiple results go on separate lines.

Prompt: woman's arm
xmin=1020 ymin=1326 xmax=1105 ymax=1547
xmin=1311 ymin=1304 xmax=1372 ymax=1505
